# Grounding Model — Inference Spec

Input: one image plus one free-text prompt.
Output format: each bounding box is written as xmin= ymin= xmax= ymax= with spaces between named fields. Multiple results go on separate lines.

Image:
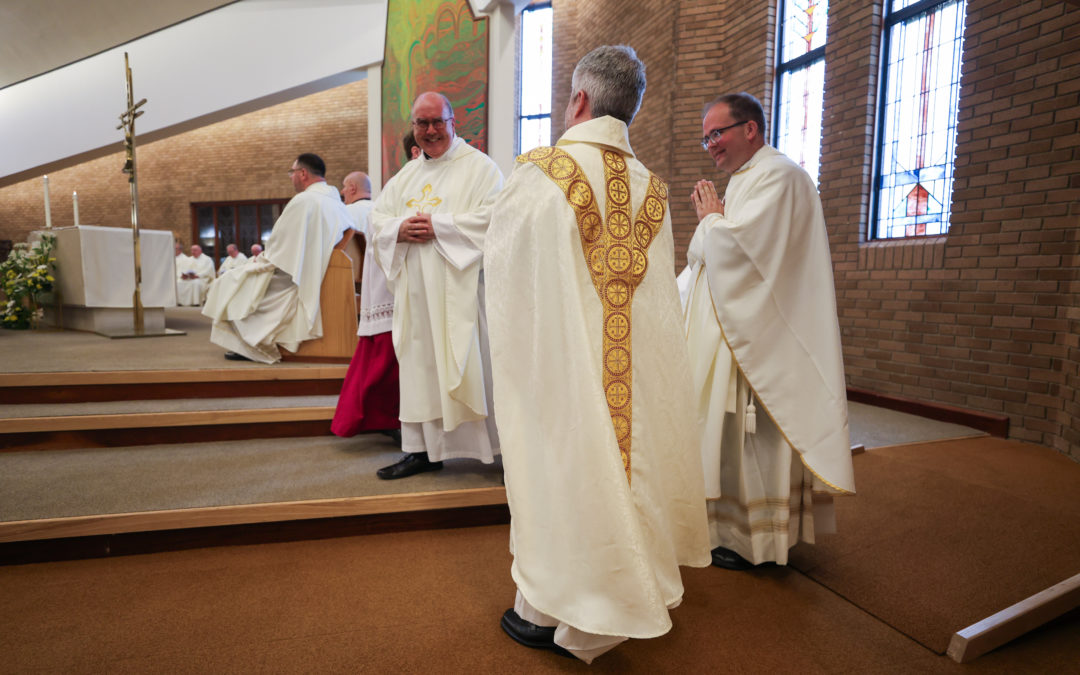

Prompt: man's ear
xmin=572 ymin=90 xmax=590 ymax=119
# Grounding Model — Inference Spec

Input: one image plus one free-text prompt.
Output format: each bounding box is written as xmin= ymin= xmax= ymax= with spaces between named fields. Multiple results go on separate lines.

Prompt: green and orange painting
xmin=382 ymin=0 xmax=489 ymax=181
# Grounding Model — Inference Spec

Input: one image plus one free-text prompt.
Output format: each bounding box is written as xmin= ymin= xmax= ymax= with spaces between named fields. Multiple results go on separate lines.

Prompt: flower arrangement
xmin=1 ymin=233 xmax=57 ymax=329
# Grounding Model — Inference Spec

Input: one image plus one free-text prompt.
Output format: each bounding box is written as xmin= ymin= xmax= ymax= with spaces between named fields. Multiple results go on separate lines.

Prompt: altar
xmin=31 ymin=225 xmax=178 ymax=335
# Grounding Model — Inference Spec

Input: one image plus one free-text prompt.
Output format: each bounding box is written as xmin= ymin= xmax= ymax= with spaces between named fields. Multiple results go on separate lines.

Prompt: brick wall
xmin=0 ymin=81 xmax=368 ymax=250
xmin=552 ymin=0 xmax=1080 ymax=459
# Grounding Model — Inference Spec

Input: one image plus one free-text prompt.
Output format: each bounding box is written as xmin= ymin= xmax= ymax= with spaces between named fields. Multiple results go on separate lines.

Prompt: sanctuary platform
xmin=1 ymin=306 xmax=1077 ymax=668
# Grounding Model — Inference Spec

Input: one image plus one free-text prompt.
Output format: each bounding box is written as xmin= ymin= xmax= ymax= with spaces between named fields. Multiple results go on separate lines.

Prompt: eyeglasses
xmin=287 ymin=167 xmax=304 ymax=176
xmin=700 ymin=120 xmax=749 ymax=149
xmin=412 ymin=117 xmax=452 ymax=130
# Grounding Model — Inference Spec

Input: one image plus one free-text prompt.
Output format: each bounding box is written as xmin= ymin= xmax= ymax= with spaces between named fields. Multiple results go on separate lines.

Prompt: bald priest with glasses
xmin=682 ymin=92 xmax=855 ymax=571
xmin=367 ymin=92 xmax=504 ymax=480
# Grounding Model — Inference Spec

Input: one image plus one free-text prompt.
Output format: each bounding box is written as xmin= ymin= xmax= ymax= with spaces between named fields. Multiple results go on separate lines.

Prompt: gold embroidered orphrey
xmin=519 ymin=146 xmax=668 ymax=484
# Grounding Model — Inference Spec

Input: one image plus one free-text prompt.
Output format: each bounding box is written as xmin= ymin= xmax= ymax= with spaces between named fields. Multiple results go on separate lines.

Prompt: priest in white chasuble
xmin=684 ymin=92 xmax=855 ymax=571
xmin=217 ymin=243 xmax=248 ymax=276
xmin=176 ymin=244 xmax=216 ymax=306
xmin=203 ymin=153 xmax=353 ymax=363
xmin=485 ymin=46 xmax=710 ymax=664
xmin=368 ymin=92 xmax=504 ymax=479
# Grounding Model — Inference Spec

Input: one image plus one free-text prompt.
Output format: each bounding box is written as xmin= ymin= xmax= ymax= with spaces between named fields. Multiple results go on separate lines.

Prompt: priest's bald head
xmin=701 ymin=93 xmax=767 ymax=174
xmin=289 ymin=153 xmax=327 ymax=193
xmin=564 ymin=45 xmax=646 ymax=130
xmin=411 ymin=92 xmax=456 ymax=159
xmin=341 ymin=171 xmax=372 ymax=205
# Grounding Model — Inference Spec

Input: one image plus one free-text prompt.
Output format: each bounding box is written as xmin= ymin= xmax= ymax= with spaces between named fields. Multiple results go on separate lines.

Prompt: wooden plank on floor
xmin=947 ymin=572 xmax=1080 ymax=663
xmin=0 ymin=487 xmax=508 ymax=543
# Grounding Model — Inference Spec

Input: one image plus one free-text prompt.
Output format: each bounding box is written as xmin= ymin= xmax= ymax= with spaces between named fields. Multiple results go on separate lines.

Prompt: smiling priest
xmin=203 ymin=153 xmax=353 ymax=363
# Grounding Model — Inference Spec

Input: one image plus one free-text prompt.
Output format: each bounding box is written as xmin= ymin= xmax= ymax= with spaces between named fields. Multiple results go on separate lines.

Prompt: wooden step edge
xmin=0 ymin=366 xmax=348 ymax=388
xmin=2 ymin=406 xmax=336 ymax=433
xmin=0 ymin=487 xmax=508 ymax=543
xmin=947 ymin=572 xmax=1080 ymax=663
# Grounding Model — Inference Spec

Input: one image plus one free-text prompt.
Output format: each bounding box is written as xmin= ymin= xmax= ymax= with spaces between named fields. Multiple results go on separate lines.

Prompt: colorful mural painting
xmin=381 ymin=0 xmax=489 ymax=181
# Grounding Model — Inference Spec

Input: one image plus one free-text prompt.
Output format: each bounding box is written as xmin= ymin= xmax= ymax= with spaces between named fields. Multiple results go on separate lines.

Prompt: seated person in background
xmin=176 ymin=244 xmax=215 ymax=306
xmin=203 ymin=153 xmax=354 ymax=363
xmin=218 ymin=243 xmax=248 ymax=276
xmin=250 ymin=243 xmax=263 ymax=258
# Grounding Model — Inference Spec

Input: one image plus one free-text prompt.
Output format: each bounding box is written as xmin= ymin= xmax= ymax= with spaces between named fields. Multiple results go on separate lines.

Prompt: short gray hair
xmin=571 ymin=45 xmax=646 ymax=125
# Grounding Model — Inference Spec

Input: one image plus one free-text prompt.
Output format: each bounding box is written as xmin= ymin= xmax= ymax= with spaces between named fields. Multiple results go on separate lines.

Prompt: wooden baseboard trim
xmin=847 ymin=386 xmax=1009 ymax=438
xmin=947 ymin=572 xmax=1080 ymax=663
xmin=0 ymin=486 xmax=507 ymax=545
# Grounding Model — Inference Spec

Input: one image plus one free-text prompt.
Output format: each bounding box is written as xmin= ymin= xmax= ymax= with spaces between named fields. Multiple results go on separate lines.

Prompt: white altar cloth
xmin=33 ymin=226 xmax=176 ymax=308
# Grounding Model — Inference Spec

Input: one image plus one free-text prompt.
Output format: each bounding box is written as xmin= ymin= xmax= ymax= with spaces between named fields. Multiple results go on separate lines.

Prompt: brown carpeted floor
xmin=1 ymin=521 xmax=1077 ymax=673
xmin=790 ymin=436 xmax=1080 ymax=655
xmin=1 ymin=437 xmax=1079 ymax=671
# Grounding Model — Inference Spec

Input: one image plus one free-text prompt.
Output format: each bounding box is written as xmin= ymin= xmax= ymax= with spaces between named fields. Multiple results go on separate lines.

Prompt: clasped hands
xmin=690 ymin=179 xmax=725 ymax=221
xmin=397 ymin=213 xmax=436 ymax=243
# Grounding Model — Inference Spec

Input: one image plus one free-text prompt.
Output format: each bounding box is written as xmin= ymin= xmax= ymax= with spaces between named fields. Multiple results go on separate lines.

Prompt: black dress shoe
xmin=500 ymin=609 xmax=572 ymax=658
xmin=711 ymin=546 xmax=755 ymax=570
xmin=380 ymin=429 xmax=402 ymax=446
xmin=375 ymin=452 xmax=443 ymax=480
xmin=224 ymin=351 xmax=252 ymax=361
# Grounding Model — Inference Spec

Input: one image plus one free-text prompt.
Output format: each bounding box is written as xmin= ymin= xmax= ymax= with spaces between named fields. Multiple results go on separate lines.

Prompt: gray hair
xmin=571 ymin=45 xmax=646 ymax=125
xmin=702 ymin=92 xmax=767 ymax=138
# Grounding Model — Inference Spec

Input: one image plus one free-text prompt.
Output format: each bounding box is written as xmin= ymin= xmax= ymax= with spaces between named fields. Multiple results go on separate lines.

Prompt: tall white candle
xmin=43 ymin=175 xmax=52 ymax=228
xmin=73 ymin=191 xmax=80 ymax=226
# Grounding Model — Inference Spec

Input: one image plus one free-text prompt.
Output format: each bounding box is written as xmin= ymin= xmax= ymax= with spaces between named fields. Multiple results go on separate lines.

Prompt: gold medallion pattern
xmin=518 ymin=146 xmax=668 ymax=483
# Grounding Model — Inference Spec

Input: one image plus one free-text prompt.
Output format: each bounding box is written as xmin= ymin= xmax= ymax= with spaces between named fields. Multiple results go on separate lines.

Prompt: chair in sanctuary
xmin=280 ymin=229 xmax=360 ymax=363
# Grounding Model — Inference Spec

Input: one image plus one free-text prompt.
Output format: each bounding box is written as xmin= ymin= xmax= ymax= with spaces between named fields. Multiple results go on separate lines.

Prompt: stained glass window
xmin=775 ymin=0 xmax=829 ymax=186
xmin=874 ymin=0 xmax=967 ymax=239
xmin=519 ymin=4 xmax=552 ymax=154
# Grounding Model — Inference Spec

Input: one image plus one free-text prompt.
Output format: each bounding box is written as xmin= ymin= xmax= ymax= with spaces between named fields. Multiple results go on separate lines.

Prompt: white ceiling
xmin=0 ymin=0 xmax=236 ymax=90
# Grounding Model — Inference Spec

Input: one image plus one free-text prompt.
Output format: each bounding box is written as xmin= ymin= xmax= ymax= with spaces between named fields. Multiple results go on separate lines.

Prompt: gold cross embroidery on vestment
xmin=406 ymin=184 xmax=443 ymax=213
xmin=518 ymin=146 xmax=668 ymax=484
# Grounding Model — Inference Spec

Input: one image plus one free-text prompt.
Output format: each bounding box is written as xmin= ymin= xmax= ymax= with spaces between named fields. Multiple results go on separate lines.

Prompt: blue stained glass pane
xmin=776 ymin=59 xmax=826 ymax=185
xmin=781 ymin=0 xmax=830 ymax=62
xmin=876 ymin=0 xmax=966 ymax=239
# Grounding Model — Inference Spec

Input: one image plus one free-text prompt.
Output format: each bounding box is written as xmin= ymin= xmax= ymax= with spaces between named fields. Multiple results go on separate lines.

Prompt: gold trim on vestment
xmin=519 ymin=147 xmax=667 ymax=484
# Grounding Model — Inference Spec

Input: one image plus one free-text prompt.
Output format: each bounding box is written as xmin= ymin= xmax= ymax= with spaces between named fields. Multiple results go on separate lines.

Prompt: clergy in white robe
xmin=217 ymin=244 xmax=248 ymax=276
xmin=203 ymin=153 xmax=353 ymax=363
xmin=685 ymin=92 xmax=855 ymax=570
xmin=486 ymin=46 xmax=710 ymax=663
xmin=176 ymin=244 xmax=215 ymax=306
xmin=368 ymin=92 xmax=503 ymax=479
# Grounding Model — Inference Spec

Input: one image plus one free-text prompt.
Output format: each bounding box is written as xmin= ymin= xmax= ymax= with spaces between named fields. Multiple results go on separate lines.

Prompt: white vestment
xmin=370 ymin=137 xmax=503 ymax=462
xmin=218 ymin=252 xmax=248 ymax=276
xmin=203 ymin=182 xmax=352 ymax=363
xmin=485 ymin=116 xmax=710 ymax=658
xmin=176 ymin=253 xmax=216 ymax=306
xmin=683 ymin=144 xmax=855 ymax=565
xmin=346 ymin=199 xmax=393 ymax=337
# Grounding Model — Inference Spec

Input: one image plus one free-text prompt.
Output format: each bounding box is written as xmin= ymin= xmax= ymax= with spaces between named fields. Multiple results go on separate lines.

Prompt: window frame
xmin=517 ymin=1 xmax=553 ymax=154
xmin=871 ymin=0 xmax=967 ymax=240
xmin=773 ymin=0 xmax=829 ymax=187
xmin=189 ymin=198 xmax=290 ymax=265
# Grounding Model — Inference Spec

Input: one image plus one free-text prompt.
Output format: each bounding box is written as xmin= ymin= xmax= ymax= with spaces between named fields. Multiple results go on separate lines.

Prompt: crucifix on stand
xmin=107 ymin=52 xmax=182 ymax=339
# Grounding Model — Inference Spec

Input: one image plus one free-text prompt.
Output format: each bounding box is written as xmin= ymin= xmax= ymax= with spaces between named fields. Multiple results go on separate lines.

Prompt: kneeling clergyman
xmin=485 ymin=45 xmax=710 ymax=664
xmin=682 ymin=92 xmax=855 ymax=571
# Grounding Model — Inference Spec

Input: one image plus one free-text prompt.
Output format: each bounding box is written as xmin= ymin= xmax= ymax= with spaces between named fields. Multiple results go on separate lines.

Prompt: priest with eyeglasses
xmin=367 ymin=92 xmax=504 ymax=480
